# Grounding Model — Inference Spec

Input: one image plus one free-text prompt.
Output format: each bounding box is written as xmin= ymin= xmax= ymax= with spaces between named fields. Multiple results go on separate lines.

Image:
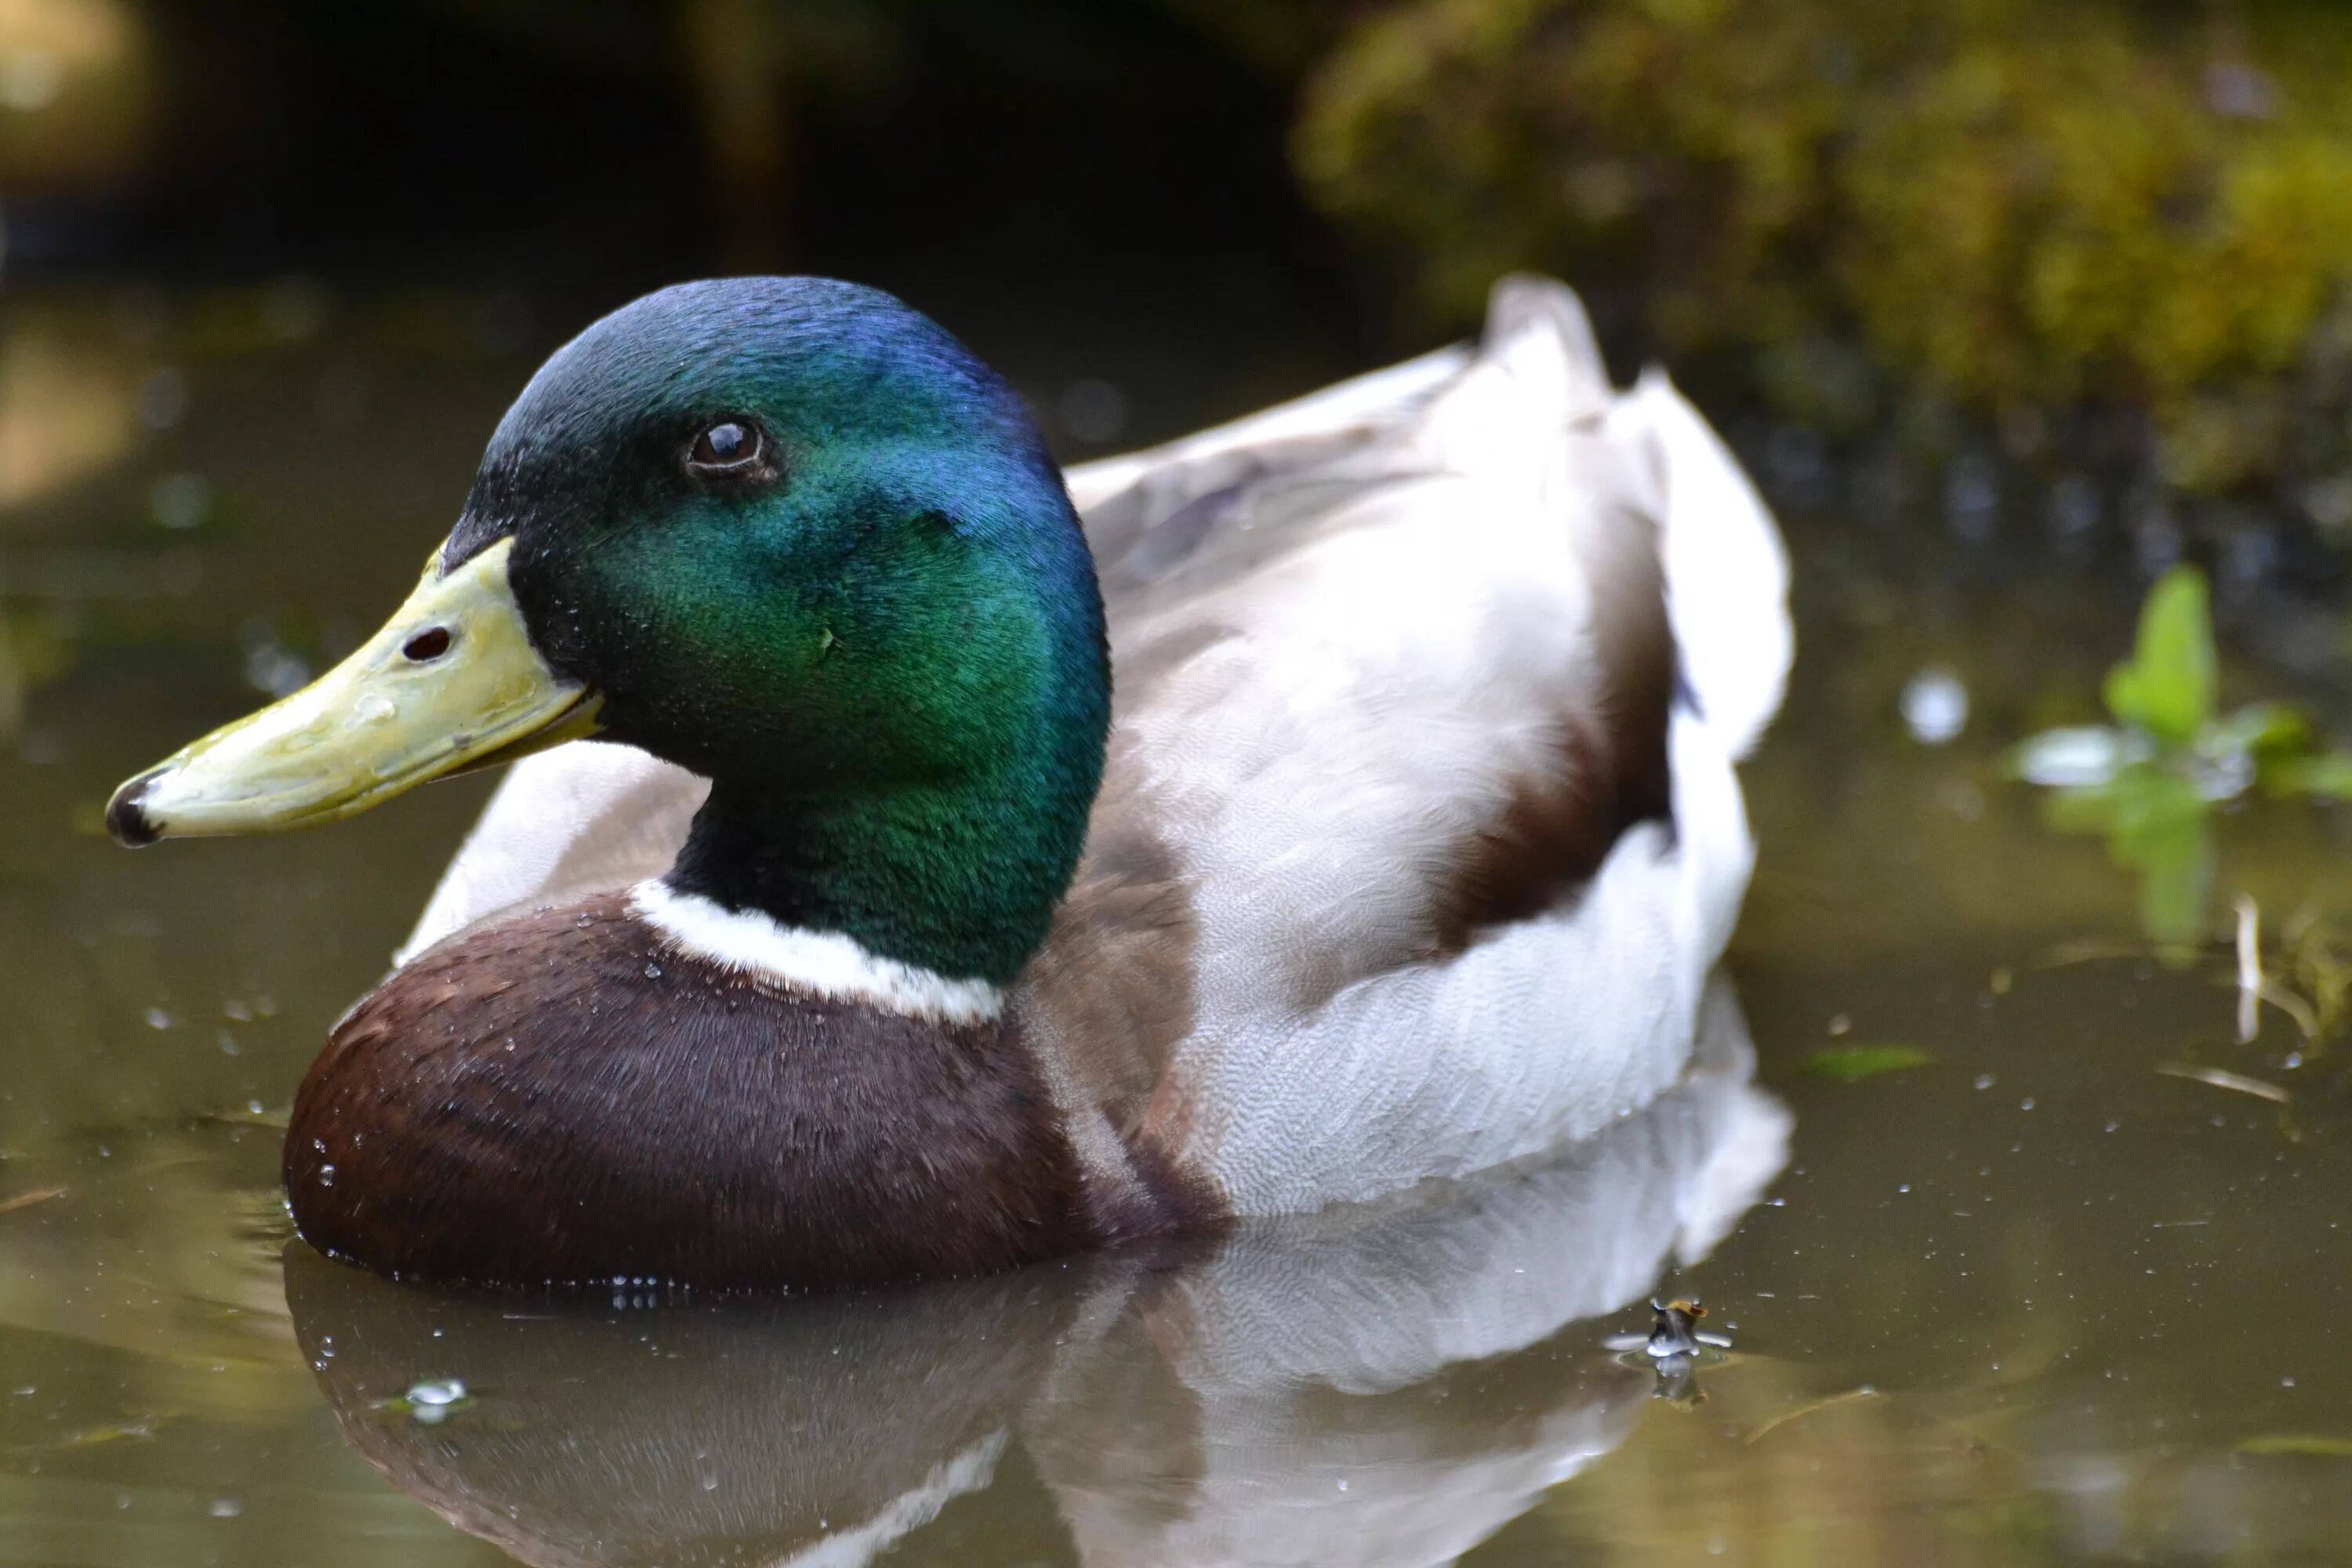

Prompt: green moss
xmin=1296 ymin=0 xmax=2352 ymax=495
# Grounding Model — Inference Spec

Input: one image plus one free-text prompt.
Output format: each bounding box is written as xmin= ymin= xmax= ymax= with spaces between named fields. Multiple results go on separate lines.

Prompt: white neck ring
xmin=628 ymin=880 xmax=1007 ymax=1026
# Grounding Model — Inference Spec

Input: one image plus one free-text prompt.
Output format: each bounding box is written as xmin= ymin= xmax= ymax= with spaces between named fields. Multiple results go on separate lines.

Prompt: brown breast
xmin=284 ymin=895 xmax=1101 ymax=1290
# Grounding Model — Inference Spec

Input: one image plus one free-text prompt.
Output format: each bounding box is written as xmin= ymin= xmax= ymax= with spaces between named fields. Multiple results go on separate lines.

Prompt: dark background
xmin=9 ymin=1 xmax=1383 ymax=448
xmin=18 ymin=0 xmax=2352 ymax=597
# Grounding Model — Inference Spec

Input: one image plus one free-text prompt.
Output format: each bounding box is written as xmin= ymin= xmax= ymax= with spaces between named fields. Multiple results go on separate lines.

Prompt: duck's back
xmin=1027 ymin=278 xmax=1788 ymax=1216
xmin=397 ymin=277 xmax=1790 ymax=1223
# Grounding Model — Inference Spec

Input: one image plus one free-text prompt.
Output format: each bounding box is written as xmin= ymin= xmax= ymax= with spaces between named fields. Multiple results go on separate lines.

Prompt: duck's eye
xmin=687 ymin=419 xmax=768 ymax=477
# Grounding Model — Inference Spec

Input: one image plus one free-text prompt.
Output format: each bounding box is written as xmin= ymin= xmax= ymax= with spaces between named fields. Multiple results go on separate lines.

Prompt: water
xmin=5 ymin=287 xmax=2352 ymax=1566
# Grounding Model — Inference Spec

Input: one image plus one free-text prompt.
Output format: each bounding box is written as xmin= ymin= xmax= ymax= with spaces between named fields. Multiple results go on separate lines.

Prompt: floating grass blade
xmin=1802 ymin=1045 xmax=1936 ymax=1083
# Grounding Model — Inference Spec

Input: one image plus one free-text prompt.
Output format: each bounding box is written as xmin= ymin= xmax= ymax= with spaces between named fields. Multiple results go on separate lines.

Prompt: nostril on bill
xmin=402 ymin=627 xmax=453 ymax=662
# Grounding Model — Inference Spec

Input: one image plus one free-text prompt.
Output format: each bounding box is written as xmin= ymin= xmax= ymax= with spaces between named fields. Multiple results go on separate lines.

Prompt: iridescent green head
xmin=111 ymin=278 xmax=1110 ymax=984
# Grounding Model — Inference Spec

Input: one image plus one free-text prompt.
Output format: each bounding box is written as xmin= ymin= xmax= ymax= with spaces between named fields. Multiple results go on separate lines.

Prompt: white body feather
xmin=397 ymin=277 xmax=1791 ymax=1218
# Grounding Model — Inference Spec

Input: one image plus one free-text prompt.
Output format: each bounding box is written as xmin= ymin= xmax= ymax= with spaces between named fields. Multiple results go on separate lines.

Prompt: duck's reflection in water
xmin=289 ymin=984 xmax=1788 ymax=1568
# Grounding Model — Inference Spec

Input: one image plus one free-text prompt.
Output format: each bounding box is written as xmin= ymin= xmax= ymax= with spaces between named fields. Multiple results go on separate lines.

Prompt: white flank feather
xmin=1077 ymin=275 xmax=1785 ymax=1210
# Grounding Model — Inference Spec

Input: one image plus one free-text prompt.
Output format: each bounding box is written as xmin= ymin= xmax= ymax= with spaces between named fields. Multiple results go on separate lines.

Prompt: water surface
xmin=4 ymin=286 xmax=2350 ymax=1566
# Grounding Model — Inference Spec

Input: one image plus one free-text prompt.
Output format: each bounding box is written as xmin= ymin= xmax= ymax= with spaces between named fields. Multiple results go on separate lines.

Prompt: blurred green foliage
xmin=2238 ymin=1434 xmax=2352 ymax=1458
xmin=2102 ymin=567 xmax=2219 ymax=746
xmin=2040 ymin=767 xmax=2215 ymax=948
xmin=1293 ymin=0 xmax=2352 ymax=497
xmin=2015 ymin=564 xmax=2352 ymax=944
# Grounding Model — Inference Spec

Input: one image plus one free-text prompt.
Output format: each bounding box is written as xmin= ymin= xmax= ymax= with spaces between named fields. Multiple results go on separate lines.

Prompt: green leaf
xmin=2103 ymin=566 xmax=2217 ymax=746
xmin=2211 ymin=701 xmax=2312 ymax=763
xmin=2266 ymin=752 xmax=2352 ymax=800
xmin=1802 ymin=1045 xmax=1936 ymax=1083
xmin=2133 ymin=826 xmax=2214 ymax=952
xmin=2040 ymin=767 xmax=2214 ymax=950
xmin=2107 ymin=769 xmax=2213 ymax=949
xmin=2238 ymin=1434 xmax=2352 ymax=1458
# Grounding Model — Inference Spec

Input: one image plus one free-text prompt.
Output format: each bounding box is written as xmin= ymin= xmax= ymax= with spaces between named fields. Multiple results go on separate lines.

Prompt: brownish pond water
xmin=4 ymin=285 xmax=2350 ymax=1567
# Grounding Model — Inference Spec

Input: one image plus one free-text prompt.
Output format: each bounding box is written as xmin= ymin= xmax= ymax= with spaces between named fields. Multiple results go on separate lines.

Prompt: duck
xmin=104 ymin=273 xmax=1790 ymax=1290
xmin=287 ymin=1002 xmax=1791 ymax=1566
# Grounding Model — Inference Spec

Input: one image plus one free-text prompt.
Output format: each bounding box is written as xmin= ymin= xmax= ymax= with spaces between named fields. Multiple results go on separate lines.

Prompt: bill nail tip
xmin=105 ymin=772 xmax=163 ymax=848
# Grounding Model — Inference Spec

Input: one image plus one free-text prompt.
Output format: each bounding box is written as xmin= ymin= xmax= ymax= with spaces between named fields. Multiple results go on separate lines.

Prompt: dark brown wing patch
xmin=1431 ymin=497 xmax=1673 ymax=954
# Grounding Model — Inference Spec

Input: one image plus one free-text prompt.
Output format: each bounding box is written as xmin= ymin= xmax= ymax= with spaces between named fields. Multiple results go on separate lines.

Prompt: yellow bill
xmin=107 ymin=537 xmax=601 ymax=845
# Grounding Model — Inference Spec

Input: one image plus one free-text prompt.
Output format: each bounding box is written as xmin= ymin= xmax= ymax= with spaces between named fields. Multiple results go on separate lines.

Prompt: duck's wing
xmin=1022 ymin=276 xmax=1791 ymax=1219
xmin=391 ymin=336 xmax=1486 ymax=966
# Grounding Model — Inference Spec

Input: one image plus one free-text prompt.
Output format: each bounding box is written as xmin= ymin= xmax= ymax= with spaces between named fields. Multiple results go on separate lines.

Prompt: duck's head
xmin=107 ymin=278 xmax=1109 ymax=982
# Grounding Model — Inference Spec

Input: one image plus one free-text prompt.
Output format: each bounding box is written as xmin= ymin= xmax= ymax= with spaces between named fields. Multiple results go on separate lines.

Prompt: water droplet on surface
xmin=138 ymin=368 xmax=191 ymax=431
xmin=144 ymin=1007 xmax=173 ymax=1030
xmin=209 ymin=1497 xmax=242 ymax=1519
xmin=407 ymin=1377 xmax=466 ymax=1408
xmin=1944 ymin=455 xmax=2000 ymax=541
xmin=644 ymin=963 xmax=662 ymax=980
xmin=353 ymin=692 xmax=397 ymax=726
xmin=1900 ymin=668 xmax=1969 ymax=745
xmin=150 ymin=472 xmax=212 ymax=531
xmin=2049 ymin=473 xmax=2102 ymax=539
xmin=316 ymin=1165 xmax=336 ymax=1187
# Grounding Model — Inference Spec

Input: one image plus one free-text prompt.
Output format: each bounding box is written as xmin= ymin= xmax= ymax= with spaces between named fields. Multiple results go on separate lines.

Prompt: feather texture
xmin=289 ymin=982 xmax=1789 ymax=1567
xmin=397 ymin=275 xmax=1790 ymax=1218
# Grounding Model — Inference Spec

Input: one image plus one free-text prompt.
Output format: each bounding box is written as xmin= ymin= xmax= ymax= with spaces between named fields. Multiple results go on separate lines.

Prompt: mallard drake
xmin=106 ymin=274 xmax=1789 ymax=1290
